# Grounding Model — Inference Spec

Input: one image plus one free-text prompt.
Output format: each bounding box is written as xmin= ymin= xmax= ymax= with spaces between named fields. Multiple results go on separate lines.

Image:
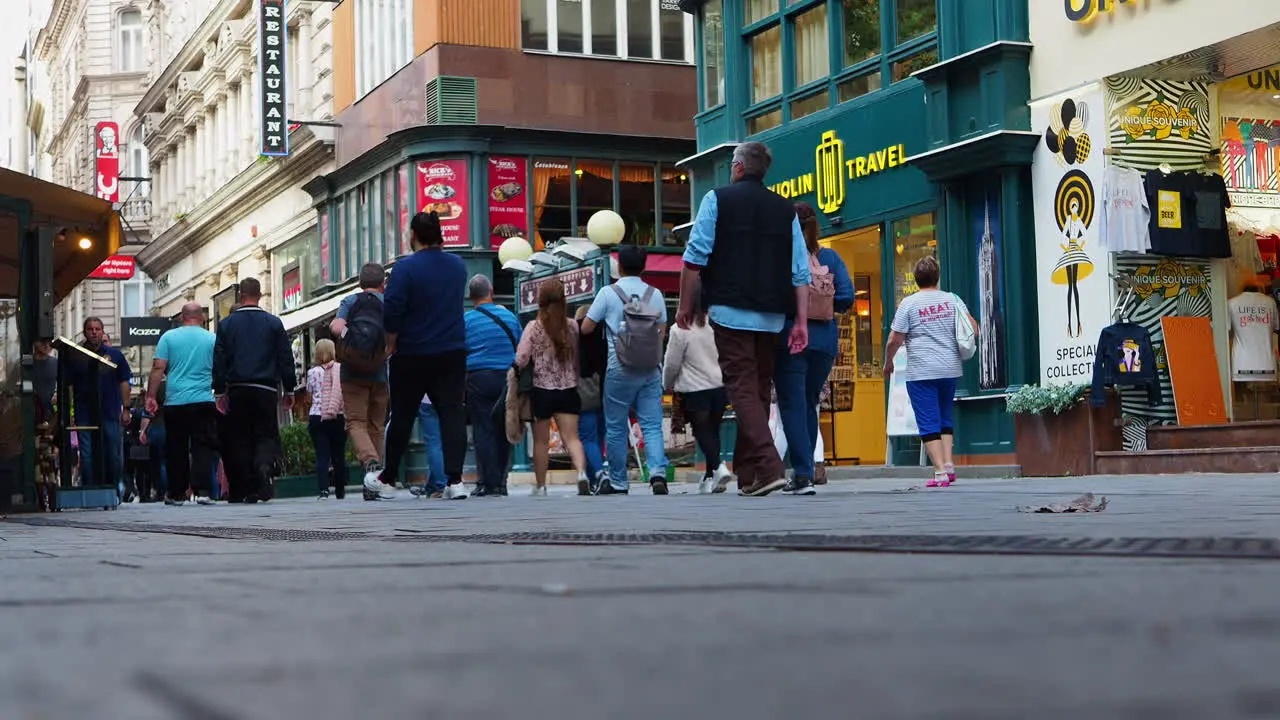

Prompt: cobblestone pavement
xmin=4 ymin=474 xmax=1280 ymax=719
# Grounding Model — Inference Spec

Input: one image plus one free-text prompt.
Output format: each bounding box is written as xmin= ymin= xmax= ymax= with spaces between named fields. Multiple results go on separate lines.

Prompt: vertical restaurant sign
xmin=398 ymin=163 xmax=411 ymax=255
xmin=417 ymin=159 xmax=469 ymax=248
xmin=94 ymin=121 xmax=120 ymax=202
xmin=1032 ymin=84 xmax=1110 ymax=385
xmin=487 ymin=156 xmax=528 ymax=250
xmin=258 ymin=0 xmax=288 ymax=156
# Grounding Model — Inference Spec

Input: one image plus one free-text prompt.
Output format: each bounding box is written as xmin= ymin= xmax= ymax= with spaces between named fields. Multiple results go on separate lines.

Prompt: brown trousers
xmin=342 ymin=379 xmax=388 ymax=467
xmin=712 ymin=324 xmax=784 ymax=487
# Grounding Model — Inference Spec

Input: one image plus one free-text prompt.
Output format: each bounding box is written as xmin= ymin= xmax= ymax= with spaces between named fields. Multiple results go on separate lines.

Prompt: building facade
xmin=678 ymin=0 xmax=1035 ymax=465
xmin=1027 ymin=0 xmax=1280 ymax=452
xmin=283 ymin=0 xmax=699 ymax=341
xmin=134 ymin=0 xmax=334 ymax=343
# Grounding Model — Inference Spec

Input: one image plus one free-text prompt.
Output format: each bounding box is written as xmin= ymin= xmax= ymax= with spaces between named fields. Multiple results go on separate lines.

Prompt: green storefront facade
xmin=678 ymin=0 xmax=1037 ymax=464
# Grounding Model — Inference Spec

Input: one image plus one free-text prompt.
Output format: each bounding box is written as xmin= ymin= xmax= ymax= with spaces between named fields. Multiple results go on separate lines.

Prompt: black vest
xmin=703 ymin=178 xmax=797 ymax=316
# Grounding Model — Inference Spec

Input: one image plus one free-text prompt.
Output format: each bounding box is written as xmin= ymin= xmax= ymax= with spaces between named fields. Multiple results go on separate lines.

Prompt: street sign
xmin=519 ymin=266 xmax=596 ymax=308
xmin=88 ymin=255 xmax=136 ymax=280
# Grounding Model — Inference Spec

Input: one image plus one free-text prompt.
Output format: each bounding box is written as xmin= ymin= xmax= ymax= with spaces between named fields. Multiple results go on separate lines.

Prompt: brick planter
xmin=1013 ymin=397 xmax=1120 ymax=477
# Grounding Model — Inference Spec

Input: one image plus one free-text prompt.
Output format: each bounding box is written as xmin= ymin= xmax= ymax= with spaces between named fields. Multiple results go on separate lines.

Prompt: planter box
xmin=274 ymin=465 xmax=363 ymax=499
xmin=1013 ymin=397 xmax=1120 ymax=477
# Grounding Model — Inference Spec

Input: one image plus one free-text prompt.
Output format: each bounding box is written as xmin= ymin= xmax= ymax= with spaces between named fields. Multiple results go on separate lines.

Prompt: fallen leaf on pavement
xmin=1017 ymin=493 xmax=1108 ymax=514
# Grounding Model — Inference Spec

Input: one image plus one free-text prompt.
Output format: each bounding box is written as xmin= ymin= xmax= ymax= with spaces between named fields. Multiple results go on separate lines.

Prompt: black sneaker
xmin=577 ymin=478 xmax=591 ymax=496
xmin=783 ymin=476 xmax=816 ymax=496
xmin=650 ymin=480 xmax=668 ymax=495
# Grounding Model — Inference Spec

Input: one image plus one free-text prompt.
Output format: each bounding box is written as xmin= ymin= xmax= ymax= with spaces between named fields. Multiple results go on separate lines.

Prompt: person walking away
xmin=329 ymin=263 xmax=393 ymax=500
xmin=516 ymin=280 xmax=590 ymax=496
xmin=65 ymin=317 xmax=132 ymax=493
xmin=462 ymin=274 xmax=521 ymax=496
xmin=379 ymin=211 xmax=470 ymax=500
xmin=574 ymin=305 xmax=607 ymax=494
xmin=582 ymin=244 xmax=670 ymax=495
xmin=406 ymin=393 xmax=447 ymax=497
xmin=306 ymin=339 xmax=347 ymax=499
xmin=883 ymin=256 xmax=977 ymax=487
xmin=138 ymin=378 xmax=167 ymax=502
xmin=677 ymin=141 xmax=811 ymax=497
xmin=774 ymin=201 xmax=854 ymax=496
xmin=663 ymin=278 xmax=733 ymax=494
xmin=147 ymin=303 xmax=218 ymax=505
xmin=32 ymin=339 xmax=57 ymax=426
xmin=213 ymin=279 xmax=297 ymax=503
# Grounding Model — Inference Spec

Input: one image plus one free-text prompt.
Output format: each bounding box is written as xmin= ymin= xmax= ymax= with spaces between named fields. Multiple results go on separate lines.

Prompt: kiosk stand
xmin=49 ymin=336 xmax=121 ymax=511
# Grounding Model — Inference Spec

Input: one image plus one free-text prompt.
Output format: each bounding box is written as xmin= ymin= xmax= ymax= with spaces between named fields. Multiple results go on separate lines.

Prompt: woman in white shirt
xmin=663 ymin=282 xmax=732 ymax=494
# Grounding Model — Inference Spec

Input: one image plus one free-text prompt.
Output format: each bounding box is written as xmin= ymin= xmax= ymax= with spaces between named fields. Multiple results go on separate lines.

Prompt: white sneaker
xmin=195 ymin=495 xmax=215 ymax=505
xmin=363 ymin=470 xmax=396 ymax=500
xmin=711 ymin=464 xmax=734 ymax=494
xmin=444 ymin=483 xmax=469 ymax=500
xmin=698 ymin=476 xmax=716 ymax=494
xmin=531 ymin=485 xmax=548 ymax=497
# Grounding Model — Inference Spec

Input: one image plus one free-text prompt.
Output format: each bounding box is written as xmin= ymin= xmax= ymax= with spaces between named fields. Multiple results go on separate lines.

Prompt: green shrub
xmin=278 ymin=420 xmax=359 ymax=476
xmin=1005 ymin=383 xmax=1090 ymax=415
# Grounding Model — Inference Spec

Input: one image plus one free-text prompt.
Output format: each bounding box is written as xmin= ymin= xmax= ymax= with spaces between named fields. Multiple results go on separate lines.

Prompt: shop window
xmin=619 ymin=163 xmax=657 ymax=246
xmin=891 ymin=212 xmax=937 ymax=307
xmin=791 ymin=90 xmax=829 ymax=121
xmin=894 ymin=0 xmax=936 ymax=44
xmin=750 ymin=25 xmax=782 ymax=104
xmin=842 ymin=0 xmax=880 ymax=66
xmin=744 ymin=0 xmax=774 ymax=25
xmin=592 ymin=0 xmax=618 ymax=55
xmin=793 ymin=3 xmax=829 ymax=87
xmin=522 ymin=0 xmax=550 ymax=50
xmin=397 ymin=164 xmax=412 ymax=256
xmin=344 ymin=191 xmax=358 ymax=279
xmin=660 ymin=164 xmax=691 ymax=246
xmin=891 ymin=47 xmax=937 ymax=82
xmin=575 ymin=160 xmax=615 ymax=237
xmin=701 ymin=0 xmax=725 ymax=108
xmin=558 ymin=0 xmax=584 ymax=53
xmin=837 ymin=72 xmax=881 ymax=103
xmin=334 ymin=196 xmax=346 ymax=281
xmin=533 ymin=157 xmax=573 ymax=248
xmin=359 ymin=185 xmax=372 ymax=268
xmin=747 ymin=107 xmax=782 ymax=135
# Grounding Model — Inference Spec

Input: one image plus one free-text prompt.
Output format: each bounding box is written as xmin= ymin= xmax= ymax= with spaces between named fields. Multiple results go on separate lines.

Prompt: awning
xmin=279 ymin=288 xmax=350 ymax=333
xmin=609 ymin=250 xmax=683 ymax=294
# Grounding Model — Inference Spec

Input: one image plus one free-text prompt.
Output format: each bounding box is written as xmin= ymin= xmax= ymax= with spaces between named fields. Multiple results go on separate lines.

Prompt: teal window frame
xmin=739 ymin=0 xmax=938 ymax=136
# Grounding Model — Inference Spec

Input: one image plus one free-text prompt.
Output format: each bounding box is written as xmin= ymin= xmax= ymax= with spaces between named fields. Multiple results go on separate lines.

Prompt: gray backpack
xmin=610 ymin=284 xmax=663 ymax=371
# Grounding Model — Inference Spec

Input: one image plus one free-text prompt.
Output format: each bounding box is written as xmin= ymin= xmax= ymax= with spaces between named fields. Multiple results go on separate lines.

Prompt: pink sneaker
xmin=944 ymin=463 xmax=956 ymax=484
xmin=928 ymin=471 xmax=950 ymax=488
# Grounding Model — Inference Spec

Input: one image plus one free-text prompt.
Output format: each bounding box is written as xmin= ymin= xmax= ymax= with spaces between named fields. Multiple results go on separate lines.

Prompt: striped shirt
xmin=891 ymin=289 xmax=970 ymax=381
xmin=464 ymin=303 xmax=522 ymax=372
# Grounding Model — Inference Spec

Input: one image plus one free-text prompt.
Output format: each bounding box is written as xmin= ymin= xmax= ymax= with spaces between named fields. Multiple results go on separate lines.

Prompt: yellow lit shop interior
xmin=819 ymin=214 xmax=936 ymax=465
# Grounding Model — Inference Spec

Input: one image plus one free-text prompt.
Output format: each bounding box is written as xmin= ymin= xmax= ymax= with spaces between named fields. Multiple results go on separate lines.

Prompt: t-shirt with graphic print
xmin=1229 ymin=291 xmax=1279 ymax=381
xmin=891 ymin=289 xmax=971 ymax=382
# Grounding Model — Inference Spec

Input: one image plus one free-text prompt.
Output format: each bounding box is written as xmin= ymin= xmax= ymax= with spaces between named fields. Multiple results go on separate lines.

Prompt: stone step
xmin=1147 ymin=420 xmax=1280 ymax=451
xmin=1094 ymin=446 xmax=1280 ymax=475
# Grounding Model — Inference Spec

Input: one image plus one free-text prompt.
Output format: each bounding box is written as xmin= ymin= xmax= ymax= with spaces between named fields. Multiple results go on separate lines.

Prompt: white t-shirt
xmin=1229 ymin=292 xmax=1279 ymax=381
xmin=1101 ymin=166 xmax=1151 ymax=253
xmin=890 ymin=289 xmax=970 ymax=381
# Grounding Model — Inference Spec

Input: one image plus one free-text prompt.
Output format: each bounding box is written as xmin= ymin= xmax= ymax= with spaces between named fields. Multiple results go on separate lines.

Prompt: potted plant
xmin=1006 ymin=384 xmax=1120 ymax=477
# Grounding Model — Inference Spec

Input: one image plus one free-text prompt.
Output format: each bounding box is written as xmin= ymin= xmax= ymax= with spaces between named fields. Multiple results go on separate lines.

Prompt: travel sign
xmin=1065 ymin=0 xmax=1139 ymax=23
xmin=767 ymin=130 xmax=908 ymax=213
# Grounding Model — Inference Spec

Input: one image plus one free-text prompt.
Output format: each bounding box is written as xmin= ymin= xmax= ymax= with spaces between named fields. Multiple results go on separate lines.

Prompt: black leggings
xmin=688 ymin=409 xmax=724 ymax=476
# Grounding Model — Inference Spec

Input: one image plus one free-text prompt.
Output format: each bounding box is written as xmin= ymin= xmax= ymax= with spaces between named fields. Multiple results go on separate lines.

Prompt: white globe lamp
xmin=587 ymin=210 xmax=626 ymax=246
xmin=498 ymin=236 xmax=533 ymax=264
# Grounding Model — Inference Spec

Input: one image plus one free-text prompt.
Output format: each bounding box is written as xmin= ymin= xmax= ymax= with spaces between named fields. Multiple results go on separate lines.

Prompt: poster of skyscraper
xmin=975 ymin=191 xmax=1006 ymax=389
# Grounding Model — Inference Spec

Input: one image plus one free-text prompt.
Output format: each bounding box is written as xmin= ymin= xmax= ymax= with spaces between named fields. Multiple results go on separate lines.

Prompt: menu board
xmin=416 ymin=159 xmax=469 ymax=248
xmin=821 ymin=312 xmax=856 ymax=413
xmin=488 ymin=156 xmax=528 ymax=250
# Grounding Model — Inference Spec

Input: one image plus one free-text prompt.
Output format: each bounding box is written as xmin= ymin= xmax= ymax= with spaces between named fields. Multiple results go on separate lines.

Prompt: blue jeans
xmin=78 ymin=417 xmax=123 ymax=490
xmin=578 ymin=408 xmax=605 ymax=478
xmin=418 ymin=403 xmax=446 ymax=492
xmin=465 ymin=369 xmax=511 ymax=491
xmin=604 ymin=367 xmax=666 ymax=490
xmin=148 ymin=424 xmax=168 ymax=498
xmin=774 ymin=348 xmax=836 ymax=480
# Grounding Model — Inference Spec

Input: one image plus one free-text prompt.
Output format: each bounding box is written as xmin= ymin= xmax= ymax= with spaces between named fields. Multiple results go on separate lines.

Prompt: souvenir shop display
xmin=1090 ymin=320 xmax=1162 ymax=407
xmin=1142 ymin=167 xmax=1231 ymax=258
xmin=1227 ymin=289 xmax=1279 ymax=382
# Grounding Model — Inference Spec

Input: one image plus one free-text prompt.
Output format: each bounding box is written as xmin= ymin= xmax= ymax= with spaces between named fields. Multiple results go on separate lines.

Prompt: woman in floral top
xmin=515 ymin=279 xmax=589 ymax=496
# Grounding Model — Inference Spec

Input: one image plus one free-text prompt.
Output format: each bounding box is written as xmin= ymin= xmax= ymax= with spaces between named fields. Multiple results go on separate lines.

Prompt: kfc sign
xmin=88 ymin=255 xmax=136 ymax=280
xmin=258 ymin=0 xmax=289 ymax=157
xmin=95 ymin=121 xmax=120 ymax=203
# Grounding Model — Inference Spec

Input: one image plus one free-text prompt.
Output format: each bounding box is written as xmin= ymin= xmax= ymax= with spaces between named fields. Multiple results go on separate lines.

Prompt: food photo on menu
xmin=421 ymin=181 xmax=462 ymax=219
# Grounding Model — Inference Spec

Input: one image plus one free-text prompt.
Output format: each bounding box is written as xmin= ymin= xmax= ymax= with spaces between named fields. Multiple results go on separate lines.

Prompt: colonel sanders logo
xmin=95 ymin=121 xmax=120 ymax=202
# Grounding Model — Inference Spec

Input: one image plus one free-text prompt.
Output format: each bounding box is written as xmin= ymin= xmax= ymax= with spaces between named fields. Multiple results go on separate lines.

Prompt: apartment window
xmin=354 ymin=0 xmax=414 ymax=98
xmin=118 ymin=9 xmax=143 ymax=72
xmin=121 ymin=273 xmax=156 ymax=317
xmin=520 ymin=0 xmax=693 ymax=60
xmin=700 ymin=0 xmax=724 ymax=108
xmin=127 ymin=125 xmax=149 ymax=198
xmin=736 ymin=0 xmax=937 ymax=134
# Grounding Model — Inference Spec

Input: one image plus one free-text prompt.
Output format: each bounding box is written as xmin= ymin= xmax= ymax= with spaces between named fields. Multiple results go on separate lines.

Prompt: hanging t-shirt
xmin=1227 ymin=227 xmax=1266 ymax=293
xmin=1191 ymin=173 xmax=1231 ymax=258
xmin=1229 ymin=291 xmax=1279 ymax=381
xmin=1101 ymin=166 xmax=1151 ymax=253
xmin=1145 ymin=170 xmax=1200 ymax=257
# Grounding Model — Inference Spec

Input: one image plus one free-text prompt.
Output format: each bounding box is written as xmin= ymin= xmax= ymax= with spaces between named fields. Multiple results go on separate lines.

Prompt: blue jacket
xmin=213 ymin=305 xmax=296 ymax=394
xmin=782 ymin=247 xmax=855 ymax=357
xmin=383 ymin=248 xmax=467 ymax=356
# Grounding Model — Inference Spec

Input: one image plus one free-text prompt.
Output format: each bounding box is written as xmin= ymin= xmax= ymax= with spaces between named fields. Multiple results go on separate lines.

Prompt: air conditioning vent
xmin=424 ymin=76 xmax=478 ymax=125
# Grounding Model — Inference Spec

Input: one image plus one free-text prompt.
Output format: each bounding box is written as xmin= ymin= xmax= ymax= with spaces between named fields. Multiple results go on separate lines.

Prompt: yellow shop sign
xmin=1065 ymin=0 xmax=1140 ymax=24
xmin=767 ymin=130 xmax=907 ymax=213
xmin=1119 ymin=98 xmax=1199 ymax=141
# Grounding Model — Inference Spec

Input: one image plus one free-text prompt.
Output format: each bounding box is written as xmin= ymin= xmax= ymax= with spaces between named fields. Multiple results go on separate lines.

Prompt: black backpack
xmin=341 ymin=292 xmax=386 ymax=374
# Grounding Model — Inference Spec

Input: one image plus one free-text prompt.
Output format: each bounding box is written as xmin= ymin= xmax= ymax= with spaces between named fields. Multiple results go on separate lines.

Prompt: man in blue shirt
xmin=330 ymin=263 xmax=393 ymax=500
xmin=678 ymin=141 xmax=811 ymax=497
xmin=378 ymin=211 xmax=470 ymax=499
xmin=582 ymin=244 xmax=669 ymax=495
xmin=66 ymin=316 xmax=132 ymax=490
xmin=462 ymin=274 xmax=521 ymax=496
xmin=146 ymin=302 xmax=217 ymax=505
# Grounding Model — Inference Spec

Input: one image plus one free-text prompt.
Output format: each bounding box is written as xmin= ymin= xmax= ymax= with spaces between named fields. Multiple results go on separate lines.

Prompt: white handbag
xmin=954 ymin=293 xmax=977 ymax=361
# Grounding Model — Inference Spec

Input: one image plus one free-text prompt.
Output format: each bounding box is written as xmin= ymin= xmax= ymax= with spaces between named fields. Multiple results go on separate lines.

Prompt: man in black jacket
xmin=213 ymin=278 xmax=296 ymax=503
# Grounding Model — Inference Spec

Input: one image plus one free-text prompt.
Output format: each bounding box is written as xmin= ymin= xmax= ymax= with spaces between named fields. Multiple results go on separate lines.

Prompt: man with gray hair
xmin=461 ymin=273 xmax=521 ymax=496
xmin=678 ymin=140 xmax=811 ymax=497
